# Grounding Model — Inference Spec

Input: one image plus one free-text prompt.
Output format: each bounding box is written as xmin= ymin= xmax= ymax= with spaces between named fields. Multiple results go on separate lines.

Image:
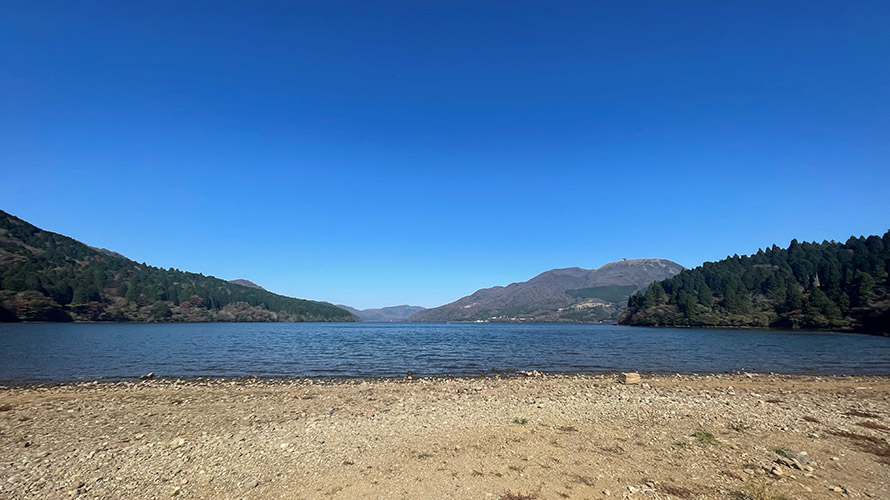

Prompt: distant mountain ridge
xmin=0 ymin=210 xmax=355 ymax=323
xmin=409 ymin=258 xmax=684 ymax=322
xmin=338 ymin=304 xmax=426 ymax=322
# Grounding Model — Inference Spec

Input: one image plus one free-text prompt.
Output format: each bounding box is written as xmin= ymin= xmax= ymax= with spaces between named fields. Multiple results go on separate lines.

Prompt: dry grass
xmin=732 ymin=481 xmax=791 ymax=500
xmin=499 ymin=491 xmax=537 ymax=500
xmin=846 ymin=409 xmax=882 ymax=418
xmin=830 ymin=430 xmax=890 ymax=464
xmin=857 ymin=420 xmax=890 ymax=431
xmin=720 ymin=469 xmax=745 ymax=481
xmin=659 ymin=483 xmax=696 ymax=499
xmin=729 ymin=421 xmax=750 ymax=432
xmin=571 ymin=475 xmax=596 ymax=487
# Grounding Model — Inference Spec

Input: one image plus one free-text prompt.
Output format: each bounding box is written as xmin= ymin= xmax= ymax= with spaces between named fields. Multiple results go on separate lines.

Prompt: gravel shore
xmin=1 ymin=374 xmax=889 ymax=499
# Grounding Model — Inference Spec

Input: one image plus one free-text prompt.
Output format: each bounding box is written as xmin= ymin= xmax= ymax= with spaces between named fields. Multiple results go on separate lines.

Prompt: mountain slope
xmin=410 ymin=259 xmax=684 ymax=322
xmin=0 ymin=210 xmax=355 ymax=323
xmin=228 ymin=279 xmax=265 ymax=290
xmin=620 ymin=232 xmax=890 ymax=334
xmin=337 ymin=304 xmax=426 ymax=322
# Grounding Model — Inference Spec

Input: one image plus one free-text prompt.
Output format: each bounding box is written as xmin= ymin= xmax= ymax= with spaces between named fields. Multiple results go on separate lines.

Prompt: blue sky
xmin=2 ymin=1 xmax=889 ymax=309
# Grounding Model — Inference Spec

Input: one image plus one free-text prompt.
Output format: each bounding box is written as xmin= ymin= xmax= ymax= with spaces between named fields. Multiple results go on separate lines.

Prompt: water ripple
xmin=0 ymin=322 xmax=888 ymax=382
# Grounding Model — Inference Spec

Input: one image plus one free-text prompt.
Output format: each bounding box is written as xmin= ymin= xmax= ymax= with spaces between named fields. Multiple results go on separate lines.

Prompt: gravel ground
xmin=1 ymin=373 xmax=889 ymax=500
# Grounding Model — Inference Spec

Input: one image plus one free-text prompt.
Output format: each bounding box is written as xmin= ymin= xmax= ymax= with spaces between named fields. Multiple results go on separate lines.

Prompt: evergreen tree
xmin=621 ymin=230 xmax=890 ymax=333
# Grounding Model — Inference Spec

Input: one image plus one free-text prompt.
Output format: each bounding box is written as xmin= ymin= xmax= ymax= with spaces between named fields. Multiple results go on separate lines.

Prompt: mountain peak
xmin=228 ymin=279 xmax=265 ymax=290
xmin=409 ymin=258 xmax=684 ymax=323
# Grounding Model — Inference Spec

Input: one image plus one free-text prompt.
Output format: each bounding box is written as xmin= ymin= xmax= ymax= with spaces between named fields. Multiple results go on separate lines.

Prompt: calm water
xmin=0 ymin=322 xmax=888 ymax=383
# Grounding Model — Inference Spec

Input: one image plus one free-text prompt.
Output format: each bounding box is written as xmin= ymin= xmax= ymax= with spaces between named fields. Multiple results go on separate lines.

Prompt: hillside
xmin=620 ymin=232 xmax=890 ymax=334
xmin=337 ymin=304 xmax=426 ymax=322
xmin=410 ymin=259 xmax=684 ymax=322
xmin=0 ymin=210 xmax=355 ymax=323
xmin=228 ymin=279 xmax=265 ymax=290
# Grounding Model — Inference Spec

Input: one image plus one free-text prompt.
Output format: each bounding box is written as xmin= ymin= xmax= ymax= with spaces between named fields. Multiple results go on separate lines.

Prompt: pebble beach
xmin=1 ymin=373 xmax=889 ymax=499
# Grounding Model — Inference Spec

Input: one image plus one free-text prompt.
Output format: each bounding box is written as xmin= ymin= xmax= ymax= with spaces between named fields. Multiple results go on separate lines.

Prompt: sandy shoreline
xmin=2 ymin=374 xmax=889 ymax=499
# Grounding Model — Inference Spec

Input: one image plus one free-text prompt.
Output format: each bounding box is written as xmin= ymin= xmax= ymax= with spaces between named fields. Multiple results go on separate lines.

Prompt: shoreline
xmin=5 ymin=319 xmax=887 ymax=332
xmin=3 ymin=373 xmax=889 ymax=499
xmin=3 ymin=369 xmax=890 ymax=389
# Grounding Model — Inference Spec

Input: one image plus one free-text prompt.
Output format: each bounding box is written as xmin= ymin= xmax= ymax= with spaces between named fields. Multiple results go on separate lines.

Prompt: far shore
xmin=6 ymin=319 xmax=888 ymax=337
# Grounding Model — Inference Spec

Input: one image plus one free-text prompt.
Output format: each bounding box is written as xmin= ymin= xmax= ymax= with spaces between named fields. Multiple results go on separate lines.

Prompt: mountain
xmin=89 ymin=246 xmax=127 ymax=259
xmin=337 ymin=304 xmax=427 ymax=322
xmin=409 ymin=258 xmax=684 ymax=322
xmin=620 ymin=232 xmax=890 ymax=334
xmin=0 ymin=210 xmax=355 ymax=323
xmin=229 ymin=279 xmax=265 ymax=290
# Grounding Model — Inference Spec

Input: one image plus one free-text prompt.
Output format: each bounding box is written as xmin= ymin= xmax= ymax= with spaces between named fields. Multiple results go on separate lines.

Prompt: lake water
xmin=0 ymin=322 xmax=888 ymax=383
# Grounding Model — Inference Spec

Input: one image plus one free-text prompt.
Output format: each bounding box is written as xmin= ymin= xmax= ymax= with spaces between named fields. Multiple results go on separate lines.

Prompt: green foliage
xmin=693 ymin=430 xmax=719 ymax=445
xmin=150 ymin=301 xmax=172 ymax=321
xmin=643 ymin=281 xmax=666 ymax=308
xmin=0 ymin=210 xmax=355 ymax=323
xmin=621 ymin=231 xmax=890 ymax=333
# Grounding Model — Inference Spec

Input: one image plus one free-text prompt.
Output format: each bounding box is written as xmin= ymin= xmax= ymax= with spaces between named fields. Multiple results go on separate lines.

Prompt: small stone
xmin=140 ymin=372 xmax=155 ymax=380
xmin=771 ymin=466 xmax=784 ymax=477
xmin=832 ymin=486 xmax=843 ymax=493
xmin=169 ymin=438 xmax=186 ymax=448
xmin=603 ymin=489 xmax=611 ymax=496
xmin=619 ymin=372 xmax=641 ymax=385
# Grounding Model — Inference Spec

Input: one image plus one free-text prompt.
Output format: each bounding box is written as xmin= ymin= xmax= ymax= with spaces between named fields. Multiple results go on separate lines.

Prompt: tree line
xmin=620 ymin=231 xmax=890 ymax=334
xmin=0 ymin=210 xmax=355 ymax=322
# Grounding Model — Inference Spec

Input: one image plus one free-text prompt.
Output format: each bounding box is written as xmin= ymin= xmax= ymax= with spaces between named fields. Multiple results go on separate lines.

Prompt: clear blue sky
xmin=2 ymin=1 xmax=888 ymax=309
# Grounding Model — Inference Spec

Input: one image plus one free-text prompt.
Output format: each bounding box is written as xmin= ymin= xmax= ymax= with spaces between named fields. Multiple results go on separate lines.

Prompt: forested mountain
xmin=620 ymin=232 xmax=890 ymax=334
xmin=0 ymin=210 xmax=355 ymax=323
xmin=337 ymin=304 xmax=426 ymax=322
xmin=410 ymin=259 xmax=684 ymax=322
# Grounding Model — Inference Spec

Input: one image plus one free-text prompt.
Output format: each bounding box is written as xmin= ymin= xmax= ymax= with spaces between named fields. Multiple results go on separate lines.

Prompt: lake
xmin=1 ymin=322 xmax=888 ymax=383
